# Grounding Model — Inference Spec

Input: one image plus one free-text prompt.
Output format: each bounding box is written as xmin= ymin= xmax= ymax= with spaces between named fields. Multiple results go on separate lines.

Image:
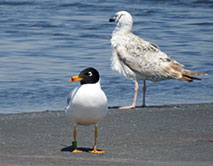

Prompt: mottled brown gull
xmin=109 ymin=11 xmax=207 ymax=109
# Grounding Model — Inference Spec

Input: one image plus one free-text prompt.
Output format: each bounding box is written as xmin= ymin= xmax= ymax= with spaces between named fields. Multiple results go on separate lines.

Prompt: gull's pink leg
xmin=142 ymin=80 xmax=146 ymax=107
xmin=119 ymin=81 xmax=139 ymax=109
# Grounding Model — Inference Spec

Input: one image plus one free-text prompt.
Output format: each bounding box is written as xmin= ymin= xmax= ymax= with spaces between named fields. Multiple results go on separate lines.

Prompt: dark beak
xmin=109 ymin=18 xmax=115 ymax=22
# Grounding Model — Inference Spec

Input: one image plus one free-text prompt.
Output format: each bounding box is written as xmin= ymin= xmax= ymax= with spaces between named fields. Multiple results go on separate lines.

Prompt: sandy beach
xmin=0 ymin=103 xmax=213 ymax=166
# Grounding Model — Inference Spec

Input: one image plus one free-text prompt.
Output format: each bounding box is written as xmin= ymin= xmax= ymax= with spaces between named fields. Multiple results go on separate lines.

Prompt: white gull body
xmin=65 ymin=81 xmax=108 ymax=126
xmin=109 ymin=11 xmax=207 ymax=109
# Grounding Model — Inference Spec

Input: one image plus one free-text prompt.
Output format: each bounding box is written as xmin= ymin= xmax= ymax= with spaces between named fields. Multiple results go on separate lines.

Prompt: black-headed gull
xmin=65 ymin=68 xmax=108 ymax=153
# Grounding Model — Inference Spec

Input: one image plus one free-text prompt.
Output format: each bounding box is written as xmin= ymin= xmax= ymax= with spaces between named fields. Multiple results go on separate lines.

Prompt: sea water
xmin=0 ymin=0 xmax=212 ymax=113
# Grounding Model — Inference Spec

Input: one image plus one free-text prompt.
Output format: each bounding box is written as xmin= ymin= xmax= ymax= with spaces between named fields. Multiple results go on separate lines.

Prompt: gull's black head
xmin=70 ymin=67 xmax=100 ymax=85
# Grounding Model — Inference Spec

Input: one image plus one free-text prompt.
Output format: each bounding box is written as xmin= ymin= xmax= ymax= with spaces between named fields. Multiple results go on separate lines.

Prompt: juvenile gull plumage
xmin=65 ymin=68 xmax=108 ymax=153
xmin=109 ymin=11 xmax=207 ymax=109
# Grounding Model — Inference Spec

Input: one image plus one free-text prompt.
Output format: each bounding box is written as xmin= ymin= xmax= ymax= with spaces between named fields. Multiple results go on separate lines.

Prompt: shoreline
xmin=1 ymin=103 xmax=213 ymax=166
xmin=1 ymin=102 xmax=212 ymax=115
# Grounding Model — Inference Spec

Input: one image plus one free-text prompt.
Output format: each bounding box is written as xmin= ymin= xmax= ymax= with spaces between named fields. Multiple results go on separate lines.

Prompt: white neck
xmin=112 ymin=23 xmax=132 ymax=36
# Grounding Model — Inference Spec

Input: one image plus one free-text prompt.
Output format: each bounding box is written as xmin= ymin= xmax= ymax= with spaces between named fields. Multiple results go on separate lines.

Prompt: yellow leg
xmin=73 ymin=126 xmax=77 ymax=141
xmin=90 ymin=126 xmax=104 ymax=154
xmin=72 ymin=126 xmax=83 ymax=153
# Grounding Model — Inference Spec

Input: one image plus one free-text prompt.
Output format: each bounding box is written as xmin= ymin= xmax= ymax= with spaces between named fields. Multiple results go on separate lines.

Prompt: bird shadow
xmin=108 ymin=106 xmax=150 ymax=109
xmin=108 ymin=104 xmax=179 ymax=109
xmin=61 ymin=145 xmax=104 ymax=153
xmin=61 ymin=145 xmax=92 ymax=153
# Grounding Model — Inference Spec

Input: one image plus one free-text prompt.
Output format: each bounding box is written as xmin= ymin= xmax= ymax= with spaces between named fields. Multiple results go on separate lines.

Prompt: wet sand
xmin=0 ymin=103 xmax=213 ymax=166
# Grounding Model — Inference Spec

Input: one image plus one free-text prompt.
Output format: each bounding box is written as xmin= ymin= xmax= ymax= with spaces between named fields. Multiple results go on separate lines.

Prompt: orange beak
xmin=69 ymin=75 xmax=83 ymax=82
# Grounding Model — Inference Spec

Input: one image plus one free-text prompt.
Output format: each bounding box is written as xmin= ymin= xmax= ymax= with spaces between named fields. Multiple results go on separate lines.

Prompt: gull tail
xmin=162 ymin=60 xmax=208 ymax=82
xmin=179 ymin=69 xmax=207 ymax=82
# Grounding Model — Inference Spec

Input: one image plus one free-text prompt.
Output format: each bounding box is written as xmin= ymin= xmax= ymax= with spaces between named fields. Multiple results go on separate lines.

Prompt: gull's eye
xmin=88 ymin=71 xmax=93 ymax=77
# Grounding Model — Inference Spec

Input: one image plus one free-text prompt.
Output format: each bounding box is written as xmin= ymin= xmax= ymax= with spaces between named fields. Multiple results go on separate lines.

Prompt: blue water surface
xmin=0 ymin=0 xmax=212 ymax=113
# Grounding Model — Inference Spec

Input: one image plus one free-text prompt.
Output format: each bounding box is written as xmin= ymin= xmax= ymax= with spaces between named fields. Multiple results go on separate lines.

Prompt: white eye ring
xmin=88 ymin=71 xmax=93 ymax=77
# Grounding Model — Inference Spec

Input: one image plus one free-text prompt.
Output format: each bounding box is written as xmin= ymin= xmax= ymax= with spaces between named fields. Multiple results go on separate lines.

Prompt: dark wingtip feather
xmin=182 ymin=74 xmax=202 ymax=82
